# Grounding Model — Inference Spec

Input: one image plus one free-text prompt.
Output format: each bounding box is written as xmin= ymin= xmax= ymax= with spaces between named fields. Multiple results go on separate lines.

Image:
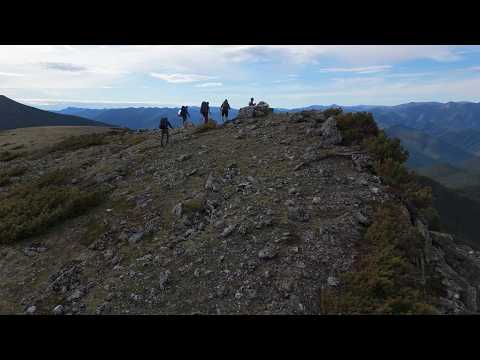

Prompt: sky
xmin=1 ymin=45 xmax=480 ymax=110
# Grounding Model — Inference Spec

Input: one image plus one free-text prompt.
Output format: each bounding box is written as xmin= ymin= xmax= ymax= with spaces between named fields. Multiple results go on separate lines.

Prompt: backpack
xmin=177 ymin=109 xmax=182 ymax=116
xmin=159 ymin=117 xmax=168 ymax=129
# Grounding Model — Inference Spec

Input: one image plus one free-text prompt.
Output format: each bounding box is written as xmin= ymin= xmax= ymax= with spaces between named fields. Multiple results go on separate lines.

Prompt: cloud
xmin=195 ymin=82 xmax=223 ymax=87
xmin=0 ymin=71 xmax=25 ymax=77
xmin=150 ymin=72 xmax=218 ymax=83
xmin=43 ymin=62 xmax=87 ymax=72
xmin=319 ymin=65 xmax=392 ymax=74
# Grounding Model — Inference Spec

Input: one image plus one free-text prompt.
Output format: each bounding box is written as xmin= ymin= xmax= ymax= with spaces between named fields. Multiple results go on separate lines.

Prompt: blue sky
xmin=1 ymin=45 xmax=480 ymax=110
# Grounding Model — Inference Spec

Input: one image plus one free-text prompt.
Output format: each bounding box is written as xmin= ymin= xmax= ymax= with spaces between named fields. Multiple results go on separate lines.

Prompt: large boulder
xmin=236 ymin=101 xmax=273 ymax=119
xmin=290 ymin=110 xmax=326 ymax=124
xmin=319 ymin=117 xmax=343 ymax=146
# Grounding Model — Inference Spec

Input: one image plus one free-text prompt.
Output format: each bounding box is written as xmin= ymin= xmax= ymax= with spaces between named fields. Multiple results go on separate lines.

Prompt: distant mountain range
xmin=0 ymin=95 xmax=112 ymax=130
xmin=57 ymin=106 xmax=239 ymax=129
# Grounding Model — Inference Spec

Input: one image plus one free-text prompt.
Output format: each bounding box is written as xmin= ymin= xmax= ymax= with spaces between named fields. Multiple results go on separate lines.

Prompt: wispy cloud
xmin=195 ymin=82 xmax=223 ymax=87
xmin=0 ymin=71 xmax=25 ymax=77
xmin=43 ymin=62 xmax=87 ymax=72
xmin=150 ymin=72 xmax=217 ymax=83
xmin=319 ymin=65 xmax=392 ymax=74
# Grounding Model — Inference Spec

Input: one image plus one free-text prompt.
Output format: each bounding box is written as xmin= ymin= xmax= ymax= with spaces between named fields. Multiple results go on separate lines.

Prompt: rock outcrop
xmin=236 ymin=101 xmax=273 ymax=120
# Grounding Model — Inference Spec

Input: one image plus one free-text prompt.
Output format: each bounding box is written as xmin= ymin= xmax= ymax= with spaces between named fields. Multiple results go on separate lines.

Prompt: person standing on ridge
xmin=180 ymin=106 xmax=190 ymax=127
xmin=159 ymin=116 xmax=173 ymax=147
xmin=221 ymin=99 xmax=231 ymax=122
xmin=249 ymin=98 xmax=256 ymax=106
xmin=200 ymin=101 xmax=210 ymax=124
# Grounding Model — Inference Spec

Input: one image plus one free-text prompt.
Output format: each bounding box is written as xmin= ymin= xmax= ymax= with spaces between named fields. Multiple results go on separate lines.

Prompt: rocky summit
xmin=1 ymin=103 xmax=479 ymax=315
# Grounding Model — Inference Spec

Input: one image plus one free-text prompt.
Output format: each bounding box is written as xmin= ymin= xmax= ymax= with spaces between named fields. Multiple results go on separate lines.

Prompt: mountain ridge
xmin=0 ymin=95 xmax=113 ymax=130
xmin=1 ymin=106 xmax=479 ymax=314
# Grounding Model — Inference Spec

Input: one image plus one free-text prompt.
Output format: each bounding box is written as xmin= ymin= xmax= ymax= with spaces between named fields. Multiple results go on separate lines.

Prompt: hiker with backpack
xmin=159 ymin=116 xmax=173 ymax=147
xmin=200 ymin=101 xmax=211 ymax=124
xmin=249 ymin=98 xmax=256 ymax=106
xmin=220 ymin=99 xmax=231 ymax=122
xmin=178 ymin=106 xmax=190 ymax=127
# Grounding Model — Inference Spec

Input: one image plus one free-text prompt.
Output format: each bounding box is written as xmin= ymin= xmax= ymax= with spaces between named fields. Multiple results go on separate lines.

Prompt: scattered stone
xmin=172 ymin=203 xmax=183 ymax=217
xmin=258 ymin=247 xmax=277 ymax=260
xmin=178 ymin=154 xmax=191 ymax=162
xmin=159 ymin=270 xmax=171 ymax=290
xmin=128 ymin=232 xmax=144 ymax=245
xmin=26 ymin=306 xmax=37 ymax=315
xmin=355 ymin=211 xmax=371 ymax=226
xmin=288 ymin=206 xmax=310 ymax=222
xmin=205 ymin=173 xmax=219 ymax=192
xmin=53 ymin=305 xmax=65 ymax=315
xmin=327 ymin=276 xmax=339 ymax=287
xmin=221 ymin=225 xmax=236 ymax=237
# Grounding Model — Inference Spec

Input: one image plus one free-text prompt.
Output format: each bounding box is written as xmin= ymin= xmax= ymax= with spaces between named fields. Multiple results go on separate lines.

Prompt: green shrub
xmin=49 ymin=133 xmax=109 ymax=153
xmin=0 ymin=169 xmax=107 ymax=244
xmin=194 ymin=120 xmax=217 ymax=134
xmin=363 ymin=131 xmax=408 ymax=163
xmin=362 ymin=131 xmax=432 ymax=210
xmin=0 ymin=165 xmax=27 ymax=186
xmin=323 ymin=106 xmax=344 ymax=118
xmin=183 ymin=198 xmax=205 ymax=214
xmin=0 ymin=151 xmax=24 ymax=162
xmin=321 ymin=203 xmax=437 ymax=314
xmin=336 ymin=112 xmax=379 ymax=145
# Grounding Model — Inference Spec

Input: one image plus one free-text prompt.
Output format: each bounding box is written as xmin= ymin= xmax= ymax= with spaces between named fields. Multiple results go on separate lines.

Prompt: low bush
xmin=48 ymin=133 xmax=109 ymax=153
xmin=0 ymin=165 xmax=28 ymax=186
xmin=323 ymin=106 xmax=344 ymax=118
xmin=321 ymin=203 xmax=438 ymax=314
xmin=194 ymin=120 xmax=217 ymax=134
xmin=0 ymin=151 xmax=24 ymax=162
xmin=336 ymin=112 xmax=379 ymax=145
xmin=0 ymin=169 xmax=107 ymax=244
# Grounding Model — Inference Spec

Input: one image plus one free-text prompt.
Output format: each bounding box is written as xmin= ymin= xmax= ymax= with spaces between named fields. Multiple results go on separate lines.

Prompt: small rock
xmin=26 ymin=306 xmax=37 ymax=315
xmin=172 ymin=203 xmax=183 ymax=217
xmin=53 ymin=305 xmax=65 ymax=315
xmin=221 ymin=225 xmax=236 ymax=237
xmin=178 ymin=154 xmax=191 ymax=162
xmin=355 ymin=212 xmax=371 ymax=226
xmin=68 ymin=289 xmax=84 ymax=301
xmin=159 ymin=270 xmax=171 ymax=290
xmin=327 ymin=276 xmax=339 ymax=287
xmin=258 ymin=247 xmax=277 ymax=260
xmin=128 ymin=232 xmax=144 ymax=245
xmin=312 ymin=196 xmax=322 ymax=204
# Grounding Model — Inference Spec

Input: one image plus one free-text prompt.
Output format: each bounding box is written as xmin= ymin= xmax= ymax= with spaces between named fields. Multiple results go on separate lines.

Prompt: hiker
xmin=249 ymin=97 xmax=256 ymax=106
xmin=220 ymin=99 xmax=230 ymax=122
xmin=179 ymin=106 xmax=190 ymax=127
xmin=200 ymin=101 xmax=210 ymax=124
xmin=159 ymin=116 xmax=173 ymax=147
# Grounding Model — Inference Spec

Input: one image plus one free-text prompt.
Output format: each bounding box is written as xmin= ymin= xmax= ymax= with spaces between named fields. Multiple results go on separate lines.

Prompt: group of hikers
xmin=158 ymin=98 xmax=256 ymax=147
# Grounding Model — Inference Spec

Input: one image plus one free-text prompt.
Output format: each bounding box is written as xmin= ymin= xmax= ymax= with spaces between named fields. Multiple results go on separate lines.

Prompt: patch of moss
xmin=183 ymin=198 xmax=205 ymax=214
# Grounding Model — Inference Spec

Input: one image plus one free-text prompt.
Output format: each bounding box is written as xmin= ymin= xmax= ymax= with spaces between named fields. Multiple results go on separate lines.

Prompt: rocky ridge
xmin=0 ymin=102 xmax=479 ymax=314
